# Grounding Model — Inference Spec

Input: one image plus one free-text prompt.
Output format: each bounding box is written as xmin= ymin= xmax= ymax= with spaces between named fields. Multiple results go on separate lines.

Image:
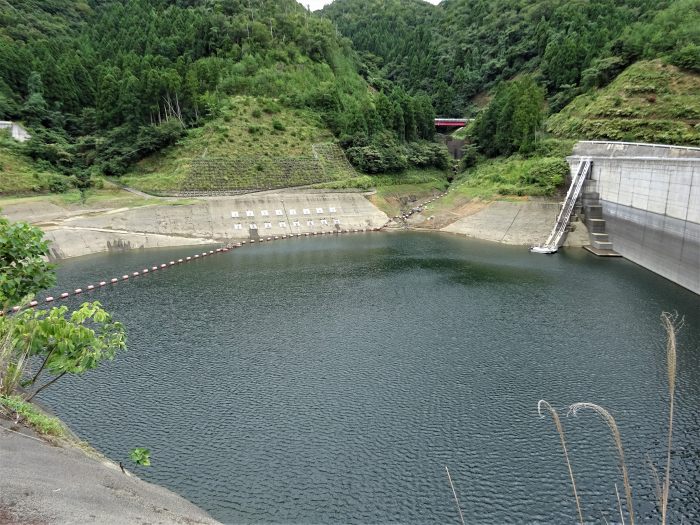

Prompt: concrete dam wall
xmin=568 ymin=141 xmax=700 ymax=294
xmin=26 ymin=191 xmax=388 ymax=260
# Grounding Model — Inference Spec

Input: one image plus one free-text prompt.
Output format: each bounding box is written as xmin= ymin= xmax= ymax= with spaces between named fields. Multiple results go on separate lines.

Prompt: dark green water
xmin=42 ymin=232 xmax=699 ymax=524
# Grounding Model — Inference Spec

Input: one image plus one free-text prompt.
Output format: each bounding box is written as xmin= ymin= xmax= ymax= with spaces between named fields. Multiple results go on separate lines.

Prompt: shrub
xmin=251 ymin=108 xmax=262 ymax=118
xmin=47 ymin=174 xmax=71 ymax=193
xmin=262 ymin=100 xmax=281 ymax=114
xmin=460 ymin=144 xmax=480 ymax=169
xmin=520 ymin=158 xmax=569 ymax=191
xmin=670 ymin=44 xmax=700 ymax=73
xmin=272 ymin=119 xmax=286 ymax=131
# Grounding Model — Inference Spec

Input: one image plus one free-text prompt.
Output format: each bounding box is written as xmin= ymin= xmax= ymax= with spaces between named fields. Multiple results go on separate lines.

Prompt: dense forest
xmin=323 ymin=0 xmax=700 ymax=115
xmin=0 ymin=0 xmax=698 ymax=196
xmin=0 ymin=0 xmax=442 ymax=193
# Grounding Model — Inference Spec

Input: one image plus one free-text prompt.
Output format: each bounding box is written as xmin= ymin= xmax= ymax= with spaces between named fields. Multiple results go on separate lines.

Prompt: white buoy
xmin=160 ymin=264 xmax=167 ymax=268
xmin=142 ymin=269 xmax=148 ymax=274
xmin=100 ymin=281 xmax=107 ymax=286
xmin=132 ymin=272 xmax=139 ymax=277
xmin=186 ymin=257 xmax=192 ymax=261
xmin=75 ymin=288 xmax=83 ymax=294
xmin=87 ymin=285 xmax=95 ymax=290
xmin=111 ymin=278 xmax=119 ymax=283
xmin=152 ymin=266 xmax=158 ymax=271
xmin=178 ymin=259 xmax=183 ymax=263
xmin=60 ymin=293 xmax=70 ymax=299
xmin=46 ymin=296 xmax=54 ymax=302
xmin=29 ymin=300 xmax=38 ymax=307
xmin=122 ymin=275 xmax=129 ymax=280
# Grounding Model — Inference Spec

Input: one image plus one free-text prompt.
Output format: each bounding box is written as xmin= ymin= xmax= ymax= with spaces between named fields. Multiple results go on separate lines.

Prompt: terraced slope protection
xmin=548 ymin=61 xmax=700 ymax=146
xmin=179 ymin=144 xmax=357 ymax=197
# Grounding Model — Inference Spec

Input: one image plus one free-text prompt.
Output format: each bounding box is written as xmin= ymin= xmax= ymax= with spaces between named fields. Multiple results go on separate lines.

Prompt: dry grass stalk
xmin=645 ymin=453 xmax=662 ymax=508
xmin=568 ymin=402 xmax=635 ymax=525
xmin=660 ymin=312 xmax=682 ymax=525
xmin=537 ymin=400 xmax=584 ymax=524
xmin=615 ymin=483 xmax=625 ymax=525
xmin=445 ymin=466 xmax=465 ymax=525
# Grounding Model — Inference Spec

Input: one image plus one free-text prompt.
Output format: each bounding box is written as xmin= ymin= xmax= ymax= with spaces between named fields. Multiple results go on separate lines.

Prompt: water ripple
xmin=41 ymin=233 xmax=700 ymax=524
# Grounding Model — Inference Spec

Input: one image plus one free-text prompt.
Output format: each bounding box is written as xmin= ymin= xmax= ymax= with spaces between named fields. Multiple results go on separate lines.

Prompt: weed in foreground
xmin=539 ymin=312 xmax=683 ymax=524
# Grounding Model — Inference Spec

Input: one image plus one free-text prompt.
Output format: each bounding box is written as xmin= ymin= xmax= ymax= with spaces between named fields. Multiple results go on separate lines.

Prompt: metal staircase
xmin=531 ymin=158 xmax=592 ymax=254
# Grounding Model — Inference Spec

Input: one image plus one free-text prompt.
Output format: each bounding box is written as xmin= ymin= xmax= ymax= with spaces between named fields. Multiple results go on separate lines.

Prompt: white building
xmin=0 ymin=121 xmax=31 ymax=142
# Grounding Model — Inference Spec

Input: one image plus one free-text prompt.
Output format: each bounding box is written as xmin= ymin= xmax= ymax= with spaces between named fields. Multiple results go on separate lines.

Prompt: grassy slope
xmin=120 ymin=96 xmax=338 ymax=193
xmin=547 ymin=60 xmax=700 ymax=146
xmin=0 ymin=134 xmax=56 ymax=195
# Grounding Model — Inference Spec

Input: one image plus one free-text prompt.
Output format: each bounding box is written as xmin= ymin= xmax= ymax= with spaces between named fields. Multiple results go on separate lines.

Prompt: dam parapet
xmin=568 ymin=141 xmax=700 ymax=294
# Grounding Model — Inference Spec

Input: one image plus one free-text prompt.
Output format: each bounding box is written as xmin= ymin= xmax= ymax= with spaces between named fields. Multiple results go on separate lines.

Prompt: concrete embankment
xmin=0 ymin=423 xmax=220 ymax=524
xmin=438 ymin=200 xmax=589 ymax=246
xmin=570 ymin=141 xmax=700 ymax=294
xmin=2 ymin=190 xmax=389 ymax=260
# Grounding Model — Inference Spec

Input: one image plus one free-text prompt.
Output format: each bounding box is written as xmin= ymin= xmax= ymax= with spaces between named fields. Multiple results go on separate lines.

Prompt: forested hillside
xmin=1 ymin=0 xmax=698 ymax=199
xmin=0 ymin=0 xmax=445 ymax=195
xmin=323 ymin=0 xmax=700 ymax=115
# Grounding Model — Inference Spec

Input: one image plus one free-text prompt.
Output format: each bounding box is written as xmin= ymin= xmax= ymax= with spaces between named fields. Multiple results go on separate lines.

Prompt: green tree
xmin=473 ymin=76 xmax=545 ymax=157
xmin=0 ymin=217 xmax=125 ymax=398
xmin=9 ymin=302 xmax=126 ymax=401
xmin=21 ymin=72 xmax=49 ymax=125
xmin=0 ymin=217 xmax=55 ymax=311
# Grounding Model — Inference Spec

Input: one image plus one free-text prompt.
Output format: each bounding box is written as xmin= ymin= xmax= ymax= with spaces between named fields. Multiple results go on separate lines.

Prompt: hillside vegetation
xmin=0 ymin=0 xmax=447 ymax=197
xmin=1 ymin=0 xmax=699 ymax=203
xmin=0 ymin=133 xmax=58 ymax=194
xmin=323 ymin=0 xmax=699 ymax=116
xmin=547 ymin=60 xmax=700 ymax=145
xmin=121 ymin=96 xmax=337 ymax=193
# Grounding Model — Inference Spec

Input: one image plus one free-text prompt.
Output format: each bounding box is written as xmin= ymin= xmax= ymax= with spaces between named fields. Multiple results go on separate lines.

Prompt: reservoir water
xmin=42 ymin=232 xmax=699 ymax=524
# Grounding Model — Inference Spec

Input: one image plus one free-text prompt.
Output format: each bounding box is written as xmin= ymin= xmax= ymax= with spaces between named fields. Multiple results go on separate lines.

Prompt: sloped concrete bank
xmin=438 ymin=200 xmax=589 ymax=246
xmin=2 ymin=190 xmax=390 ymax=260
xmin=0 ymin=421 xmax=220 ymax=524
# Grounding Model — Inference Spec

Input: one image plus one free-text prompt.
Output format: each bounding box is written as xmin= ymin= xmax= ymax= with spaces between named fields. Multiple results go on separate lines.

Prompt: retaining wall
xmin=568 ymin=141 xmax=700 ymax=294
xmin=29 ymin=191 xmax=388 ymax=260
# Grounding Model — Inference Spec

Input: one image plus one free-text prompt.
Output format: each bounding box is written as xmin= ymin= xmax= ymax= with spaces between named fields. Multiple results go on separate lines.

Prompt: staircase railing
xmin=535 ymin=158 xmax=591 ymax=252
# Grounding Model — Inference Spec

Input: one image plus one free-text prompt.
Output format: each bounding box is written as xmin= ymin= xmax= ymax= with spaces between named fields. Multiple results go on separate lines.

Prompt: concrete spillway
xmin=568 ymin=141 xmax=700 ymax=294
